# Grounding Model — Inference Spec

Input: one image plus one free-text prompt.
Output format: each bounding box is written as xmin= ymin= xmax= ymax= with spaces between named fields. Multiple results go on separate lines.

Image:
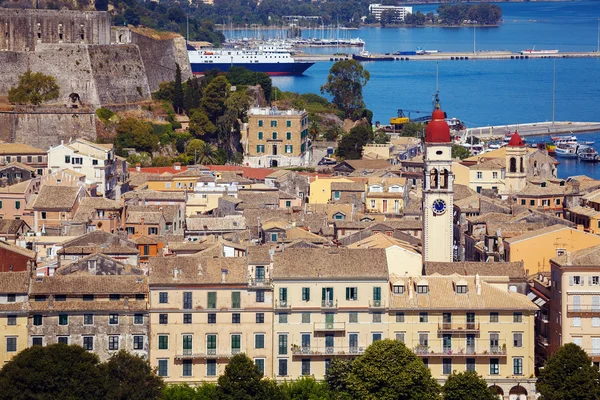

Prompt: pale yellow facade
xmin=308 ymin=177 xmax=353 ymax=204
xmin=468 ymin=164 xmax=506 ymax=193
xmin=0 ymin=312 xmax=27 ymax=365
xmin=452 ymin=161 xmax=470 ymax=187
xmin=505 ymin=226 xmax=600 ymax=274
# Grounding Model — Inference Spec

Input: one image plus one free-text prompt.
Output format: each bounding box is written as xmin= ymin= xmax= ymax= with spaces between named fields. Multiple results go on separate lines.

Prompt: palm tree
xmin=195 ymin=141 xmax=218 ymax=165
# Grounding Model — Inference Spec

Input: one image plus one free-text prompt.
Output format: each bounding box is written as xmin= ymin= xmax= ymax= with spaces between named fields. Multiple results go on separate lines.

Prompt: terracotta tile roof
xmin=219 ymin=195 xmax=243 ymax=205
xmin=0 ymin=143 xmax=45 ymax=155
xmin=242 ymin=209 xmax=294 ymax=227
xmin=246 ymin=246 xmax=272 ymax=264
xmin=127 ymin=204 xmax=180 ymax=224
xmin=582 ymin=188 xmax=600 ymax=203
xmin=32 ymin=185 xmax=83 ymax=210
xmin=0 ymin=161 xmax=36 ymax=173
xmin=469 ymin=158 xmax=505 ymax=170
xmin=0 ymin=271 xmax=29 ymax=293
xmin=128 ymin=166 xmax=190 ymax=174
xmin=568 ymin=205 xmax=600 ymax=218
xmin=284 ymin=227 xmax=330 ymax=244
xmin=503 ymin=224 xmax=569 ymax=244
xmin=331 ymin=181 xmax=366 ymax=192
xmin=167 ymin=241 xmax=212 ymax=252
xmin=272 ymin=248 xmax=388 ymax=280
xmin=424 ymin=261 xmax=526 ymax=280
xmin=517 ymin=181 xmax=566 ymax=197
xmin=186 ymin=215 xmax=246 ymax=231
xmin=467 ymin=213 xmax=514 ymax=224
xmin=262 ymin=220 xmax=288 ymax=230
xmin=340 ymin=159 xmax=391 ymax=170
xmin=265 ymin=170 xmax=291 ymax=179
xmin=552 ymin=244 xmax=600 ymax=267
xmin=123 ymin=189 xmax=186 ymax=201
xmin=0 ymin=219 xmax=29 ymax=235
xmin=389 ymin=275 xmax=537 ymax=311
xmin=334 ymin=220 xmax=372 ymax=230
xmin=126 ymin=211 xmax=163 ymax=225
xmin=0 ymin=179 xmax=36 ymax=194
xmin=486 ymin=222 xmax=547 ymax=238
xmin=0 ymin=240 xmax=35 ymax=258
xmin=29 ymin=299 xmax=147 ymax=312
xmin=206 ymin=165 xmax=275 ymax=181
xmin=148 ymin=256 xmax=248 ymax=285
xmin=237 ymin=192 xmax=279 ymax=208
xmin=73 ymin=197 xmax=122 ymax=222
xmin=30 ymin=275 xmax=148 ymax=295
xmin=348 ymin=233 xmax=419 ymax=252
xmin=59 ymin=231 xmax=138 ymax=254
xmin=134 ymin=235 xmax=159 ymax=245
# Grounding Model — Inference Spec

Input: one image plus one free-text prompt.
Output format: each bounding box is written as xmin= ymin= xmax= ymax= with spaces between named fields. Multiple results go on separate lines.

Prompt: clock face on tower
xmin=432 ymin=199 xmax=447 ymax=215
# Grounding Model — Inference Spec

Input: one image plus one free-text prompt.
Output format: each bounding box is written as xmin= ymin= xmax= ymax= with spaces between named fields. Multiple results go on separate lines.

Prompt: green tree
xmin=217 ymin=353 xmax=264 ymax=400
xmin=184 ymin=77 xmax=202 ymax=115
xmin=452 ymin=144 xmax=470 ymax=160
xmin=374 ymin=131 xmax=390 ymax=144
xmin=115 ymin=118 xmax=159 ymax=154
xmin=163 ymin=383 xmax=218 ymax=400
xmin=154 ymin=81 xmax=175 ymax=102
xmin=187 ymin=140 xmax=218 ymax=165
xmin=442 ymin=371 xmax=497 ymax=400
xmin=340 ymin=339 xmax=440 ymax=399
xmin=189 ymin=109 xmax=217 ymax=138
xmin=280 ymin=376 xmax=332 ymax=400
xmin=401 ymin=122 xmax=425 ymax=138
xmin=325 ymin=358 xmax=353 ymax=398
xmin=0 ymin=344 xmax=107 ymax=400
xmin=336 ymin=124 xmax=371 ymax=160
xmin=537 ymin=343 xmax=600 ymax=400
xmin=173 ymin=63 xmax=185 ymax=114
xmin=201 ymin=75 xmax=229 ymax=121
xmin=8 ymin=70 xmax=60 ymax=106
xmin=104 ymin=350 xmax=164 ymax=400
xmin=321 ymin=59 xmax=370 ymax=120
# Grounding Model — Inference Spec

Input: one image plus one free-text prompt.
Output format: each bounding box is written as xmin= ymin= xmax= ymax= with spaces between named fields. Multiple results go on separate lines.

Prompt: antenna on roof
xmin=434 ymin=62 xmax=440 ymax=110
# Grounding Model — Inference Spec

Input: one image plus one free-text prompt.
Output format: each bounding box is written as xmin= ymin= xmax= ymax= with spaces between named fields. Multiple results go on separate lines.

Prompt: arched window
xmin=509 ymin=157 xmax=517 ymax=173
xmin=430 ymin=168 xmax=438 ymax=189
xmin=440 ymin=169 xmax=449 ymax=189
xmin=520 ymin=157 xmax=524 ymax=173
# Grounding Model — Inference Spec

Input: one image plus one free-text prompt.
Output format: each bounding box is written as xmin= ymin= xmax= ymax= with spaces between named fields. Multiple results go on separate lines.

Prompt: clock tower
xmin=422 ymin=104 xmax=454 ymax=262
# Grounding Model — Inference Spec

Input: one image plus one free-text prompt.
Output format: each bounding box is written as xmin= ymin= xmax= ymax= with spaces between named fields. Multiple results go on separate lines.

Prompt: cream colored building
xmin=365 ymin=177 xmax=407 ymax=215
xmin=549 ymin=246 xmax=600 ymax=365
xmin=0 ymin=271 xmax=29 ymax=365
xmin=468 ymin=158 xmax=506 ymax=194
xmin=348 ymin=233 xmax=422 ymax=277
xmin=148 ymin=256 xmax=274 ymax=382
xmin=244 ymin=107 xmax=310 ymax=168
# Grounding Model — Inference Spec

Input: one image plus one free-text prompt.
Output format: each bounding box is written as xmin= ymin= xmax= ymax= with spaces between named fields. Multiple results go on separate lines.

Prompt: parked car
xmin=318 ymin=157 xmax=337 ymax=166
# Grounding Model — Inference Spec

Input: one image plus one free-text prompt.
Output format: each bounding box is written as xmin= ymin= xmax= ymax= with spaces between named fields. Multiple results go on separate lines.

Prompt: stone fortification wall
xmin=129 ymin=28 xmax=192 ymax=91
xmin=0 ymin=107 xmax=97 ymax=150
xmin=0 ymin=8 xmax=110 ymax=51
xmin=0 ymin=43 xmax=151 ymax=106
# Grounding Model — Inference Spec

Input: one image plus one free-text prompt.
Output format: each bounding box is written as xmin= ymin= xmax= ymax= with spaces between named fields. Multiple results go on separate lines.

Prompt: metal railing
xmin=291 ymin=346 xmax=365 ymax=356
xmin=275 ymin=299 xmax=291 ymax=309
xmin=313 ymin=322 xmax=346 ymax=331
xmin=437 ymin=322 xmax=480 ymax=331
xmin=248 ymin=278 xmax=272 ymax=288
xmin=321 ymin=299 xmax=338 ymax=309
xmin=567 ymin=305 xmax=600 ymax=313
xmin=369 ymin=300 xmax=386 ymax=308
xmin=413 ymin=345 xmax=506 ymax=357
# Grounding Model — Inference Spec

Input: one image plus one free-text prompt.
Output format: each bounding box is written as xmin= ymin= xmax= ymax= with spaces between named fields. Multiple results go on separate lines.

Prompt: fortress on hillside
xmin=0 ymin=8 xmax=192 ymax=148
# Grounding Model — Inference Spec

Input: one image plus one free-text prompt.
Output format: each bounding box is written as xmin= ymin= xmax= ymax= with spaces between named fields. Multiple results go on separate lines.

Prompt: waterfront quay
xmin=468 ymin=121 xmax=600 ymax=140
xmin=295 ymin=51 xmax=600 ymax=62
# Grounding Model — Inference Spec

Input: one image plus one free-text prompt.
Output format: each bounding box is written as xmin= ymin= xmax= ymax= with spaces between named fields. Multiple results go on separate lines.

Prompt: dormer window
xmin=370 ymin=185 xmax=383 ymax=193
xmin=389 ymin=185 xmax=401 ymax=193
xmin=456 ymin=285 xmax=468 ymax=294
xmin=416 ymin=281 xmax=429 ymax=294
xmin=393 ymin=285 xmax=404 ymax=294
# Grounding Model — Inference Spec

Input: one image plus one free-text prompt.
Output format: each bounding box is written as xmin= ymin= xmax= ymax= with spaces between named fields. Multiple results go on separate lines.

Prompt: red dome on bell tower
xmin=425 ymin=108 xmax=451 ymax=143
xmin=507 ymin=131 xmax=525 ymax=147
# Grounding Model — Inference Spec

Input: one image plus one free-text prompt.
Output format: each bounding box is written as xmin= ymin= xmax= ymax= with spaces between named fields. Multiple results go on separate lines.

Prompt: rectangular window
xmin=513 ymin=312 xmax=522 ymax=323
xmin=208 ymin=313 xmax=216 ymax=324
xmin=278 ymin=359 xmax=288 ymax=376
xmin=207 ymin=359 xmax=217 ymax=376
xmin=372 ymin=333 xmax=382 ymax=343
xmin=396 ymin=312 xmax=405 ymax=323
xmin=492 ymin=172 xmax=498 ymax=179
xmin=35 ymin=295 xmax=46 ymax=302
xmin=232 ymin=313 xmax=241 ymax=324
xmin=256 ymin=313 xmax=264 ymax=323
xmin=271 ymin=120 xmax=277 ymax=128
xmin=466 ymin=358 xmax=476 ymax=372
xmin=346 ymin=287 xmax=358 ymax=301
xmin=286 ymin=120 xmax=292 ymax=128
xmin=231 ymin=292 xmax=241 ymax=309
xmin=272 ymin=131 xmax=277 ymax=140
xmin=206 ymin=334 xmax=217 ymax=355
xmin=477 ymin=172 xmax=483 ymax=179
xmin=182 ymin=360 xmax=192 ymax=377
xmin=159 ymin=292 xmax=168 ymax=304
xmin=255 ymin=333 xmax=265 ymax=349
xmin=159 ymin=314 xmax=168 ymax=324
xmin=183 ymin=313 xmax=192 ymax=324
xmin=255 ymin=359 xmax=265 ymax=375
xmin=372 ymin=312 xmax=382 ymax=323
xmin=83 ymin=336 xmax=93 ymax=351
xmin=279 ymin=287 xmax=287 ymax=303
xmin=108 ymin=336 xmax=119 ymax=351
xmin=395 ymin=332 xmax=405 ymax=343
xmin=443 ymin=358 xmax=452 ymax=375
xmin=349 ymin=333 xmax=359 ymax=352
xmin=513 ymin=332 xmax=523 ymax=348
xmin=6 ymin=337 xmax=16 ymax=352
xmin=15 ymin=201 xmax=20 ymax=210
xmin=231 ymin=334 xmax=241 ymax=354
xmin=58 ymin=314 xmax=68 ymax=326
xmin=419 ymin=312 xmax=428 ymax=323
xmin=258 ymin=120 xmax=263 ymax=127
xmin=133 ymin=335 xmax=144 ymax=350
xmin=278 ymin=334 xmax=288 ymax=355
xmin=133 ymin=314 xmax=143 ymax=325
xmin=256 ymin=290 xmax=265 ymax=303
xmin=183 ymin=292 xmax=192 ymax=310
xmin=301 ymin=359 xmax=311 ymax=376
xmin=207 ymin=292 xmax=217 ymax=309
xmin=84 ymin=314 xmax=93 ymax=325
xmin=32 ymin=337 xmax=43 ymax=346
xmin=373 ymin=287 xmax=381 ymax=302
xmin=490 ymin=358 xmax=499 ymax=375
xmin=490 ymin=312 xmax=499 ymax=323
xmin=158 ymin=360 xmax=168 ymax=377
xmin=513 ymin=358 xmax=523 ymax=375
xmin=279 ymin=313 xmax=288 ymax=324
xmin=109 ymin=294 xmax=120 ymax=301
xmin=349 ymin=312 xmax=358 ymax=323
xmin=530 ymin=199 xmax=535 ymax=206
xmin=258 ymin=131 xmax=263 ymax=140
xmin=33 ymin=314 xmax=42 ymax=326
xmin=7 ymin=315 xmax=16 ymax=326
xmin=286 ymin=131 xmax=291 ymax=140
xmin=65 ymin=155 xmax=71 ymax=163
xmin=573 ymin=317 xmax=581 ymax=327
xmin=333 ymin=191 xmax=340 ymax=200
xmin=302 ymin=287 xmax=310 ymax=301
xmin=158 ymin=335 xmax=169 ymax=350
xmin=148 ymin=227 xmax=158 ymax=235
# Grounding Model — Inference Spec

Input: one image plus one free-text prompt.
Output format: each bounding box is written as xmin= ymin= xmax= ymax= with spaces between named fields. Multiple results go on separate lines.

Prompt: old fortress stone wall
xmin=0 ymin=8 xmax=191 ymax=147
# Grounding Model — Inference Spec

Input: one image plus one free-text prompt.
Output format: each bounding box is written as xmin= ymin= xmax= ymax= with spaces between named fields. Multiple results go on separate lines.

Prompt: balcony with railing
xmin=368 ymin=300 xmax=386 ymax=310
xmin=412 ymin=340 xmax=507 ymax=358
xmin=291 ymin=346 xmax=365 ymax=357
xmin=437 ymin=320 xmax=480 ymax=333
xmin=175 ymin=348 xmax=242 ymax=360
xmin=313 ymin=322 xmax=346 ymax=332
xmin=275 ymin=299 xmax=291 ymax=310
xmin=321 ymin=299 xmax=338 ymax=310
xmin=248 ymin=277 xmax=272 ymax=289
xmin=567 ymin=305 xmax=600 ymax=317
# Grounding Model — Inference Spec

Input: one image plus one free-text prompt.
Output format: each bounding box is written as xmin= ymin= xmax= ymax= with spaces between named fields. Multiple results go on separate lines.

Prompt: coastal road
xmin=466 ymin=121 xmax=600 ymax=140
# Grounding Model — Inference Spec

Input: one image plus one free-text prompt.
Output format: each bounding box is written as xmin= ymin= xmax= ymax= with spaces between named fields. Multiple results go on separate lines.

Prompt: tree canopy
xmin=8 ymin=70 xmax=60 ymax=106
xmin=441 ymin=371 xmax=498 ymax=400
xmin=452 ymin=144 xmax=471 ymax=160
xmin=321 ymin=59 xmax=370 ymax=120
xmin=104 ymin=350 xmax=165 ymax=400
xmin=537 ymin=343 xmax=600 ymax=400
xmin=336 ymin=123 xmax=372 ymax=160
xmin=115 ymin=117 xmax=159 ymax=155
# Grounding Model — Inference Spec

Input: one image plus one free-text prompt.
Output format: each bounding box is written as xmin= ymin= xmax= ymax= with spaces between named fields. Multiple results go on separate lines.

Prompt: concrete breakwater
xmin=467 ymin=121 xmax=600 ymax=140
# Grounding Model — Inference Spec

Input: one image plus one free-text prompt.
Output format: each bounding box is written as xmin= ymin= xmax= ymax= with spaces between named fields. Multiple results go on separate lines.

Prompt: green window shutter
xmin=374 ymin=287 xmax=381 ymax=301
xmin=15 ymin=201 xmax=20 ymax=210
xmin=354 ymin=288 xmax=358 ymax=300
xmin=346 ymin=287 xmax=350 ymax=301
xmin=289 ymin=145 xmax=293 ymax=153
xmin=272 ymin=132 xmax=277 ymax=140
xmin=322 ymin=288 xmax=326 ymax=301
xmin=258 ymin=120 xmax=263 ymax=127
xmin=207 ymin=334 xmax=216 ymax=349
xmin=0 ymin=201 xmax=3 ymax=209
xmin=280 ymin=287 xmax=287 ymax=301
xmin=287 ymin=132 xmax=291 ymax=140
xmin=183 ymin=335 xmax=192 ymax=350
xmin=231 ymin=292 xmax=241 ymax=309
xmin=231 ymin=335 xmax=240 ymax=349
xmin=258 ymin=131 xmax=263 ymax=140
xmin=286 ymin=120 xmax=291 ymax=127
xmin=207 ymin=292 xmax=216 ymax=308
xmin=256 ymin=145 xmax=261 ymax=153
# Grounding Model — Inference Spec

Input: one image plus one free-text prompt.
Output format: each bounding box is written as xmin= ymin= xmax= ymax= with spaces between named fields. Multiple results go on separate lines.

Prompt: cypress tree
xmin=173 ymin=63 xmax=184 ymax=115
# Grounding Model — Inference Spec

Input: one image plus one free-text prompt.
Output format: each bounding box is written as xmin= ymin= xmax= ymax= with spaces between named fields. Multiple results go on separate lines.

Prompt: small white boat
xmin=554 ymin=144 xmax=579 ymax=158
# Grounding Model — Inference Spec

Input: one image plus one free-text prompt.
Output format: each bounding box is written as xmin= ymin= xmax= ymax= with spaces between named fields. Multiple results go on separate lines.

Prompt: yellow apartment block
xmin=308 ymin=177 xmax=354 ymax=204
xmin=504 ymin=224 xmax=600 ymax=274
xmin=0 ymin=272 xmax=29 ymax=365
xmin=148 ymin=256 xmax=274 ymax=382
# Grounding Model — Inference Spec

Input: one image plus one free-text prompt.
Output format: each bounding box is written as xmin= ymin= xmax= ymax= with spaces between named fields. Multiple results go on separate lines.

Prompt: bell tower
xmin=422 ymin=103 xmax=454 ymax=262
xmin=505 ymin=131 xmax=527 ymax=194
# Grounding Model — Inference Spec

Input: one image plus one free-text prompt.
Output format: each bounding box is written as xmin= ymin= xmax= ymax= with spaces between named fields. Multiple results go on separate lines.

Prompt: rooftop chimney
xmin=408 ymin=277 xmax=414 ymax=299
xmin=221 ymin=269 xmax=228 ymax=283
xmin=136 ymin=163 xmax=141 ymax=172
xmin=475 ymin=273 xmax=482 ymax=295
xmin=566 ymin=252 xmax=572 ymax=266
xmin=172 ymin=268 xmax=180 ymax=280
xmin=174 ymin=162 xmax=181 ymax=171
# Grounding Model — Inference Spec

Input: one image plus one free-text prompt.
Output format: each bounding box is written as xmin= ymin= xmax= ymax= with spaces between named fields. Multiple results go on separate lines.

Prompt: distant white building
xmin=369 ymin=4 xmax=413 ymax=21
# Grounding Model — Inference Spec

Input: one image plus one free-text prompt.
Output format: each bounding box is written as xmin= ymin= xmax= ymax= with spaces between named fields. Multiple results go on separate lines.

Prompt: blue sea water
xmin=228 ymin=1 xmax=600 ymax=178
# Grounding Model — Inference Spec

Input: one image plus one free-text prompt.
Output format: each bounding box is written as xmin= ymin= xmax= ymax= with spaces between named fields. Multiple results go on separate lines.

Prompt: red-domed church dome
xmin=507 ymin=131 xmax=525 ymax=147
xmin=425 ymin=108 xmax=451 ymax=143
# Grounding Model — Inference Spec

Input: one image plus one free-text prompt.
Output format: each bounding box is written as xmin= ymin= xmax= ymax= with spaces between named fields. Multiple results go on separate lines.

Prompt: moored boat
xmin=578 ymin=147 xmax=599 ymax=162
xmin=554 ymin=144 xmax=579 ymax=158
xmin=352 ymin=50 xmax=395 ymax=61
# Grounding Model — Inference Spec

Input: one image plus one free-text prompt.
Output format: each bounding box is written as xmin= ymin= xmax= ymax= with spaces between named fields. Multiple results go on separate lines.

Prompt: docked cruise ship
xmin=188 ymin=48 xmax=314 ymax=76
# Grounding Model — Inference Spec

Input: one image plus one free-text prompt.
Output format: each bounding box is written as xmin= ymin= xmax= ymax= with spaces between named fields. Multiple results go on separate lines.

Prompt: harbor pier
xmin=467 ymin=121 xmax=600 ymax=140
